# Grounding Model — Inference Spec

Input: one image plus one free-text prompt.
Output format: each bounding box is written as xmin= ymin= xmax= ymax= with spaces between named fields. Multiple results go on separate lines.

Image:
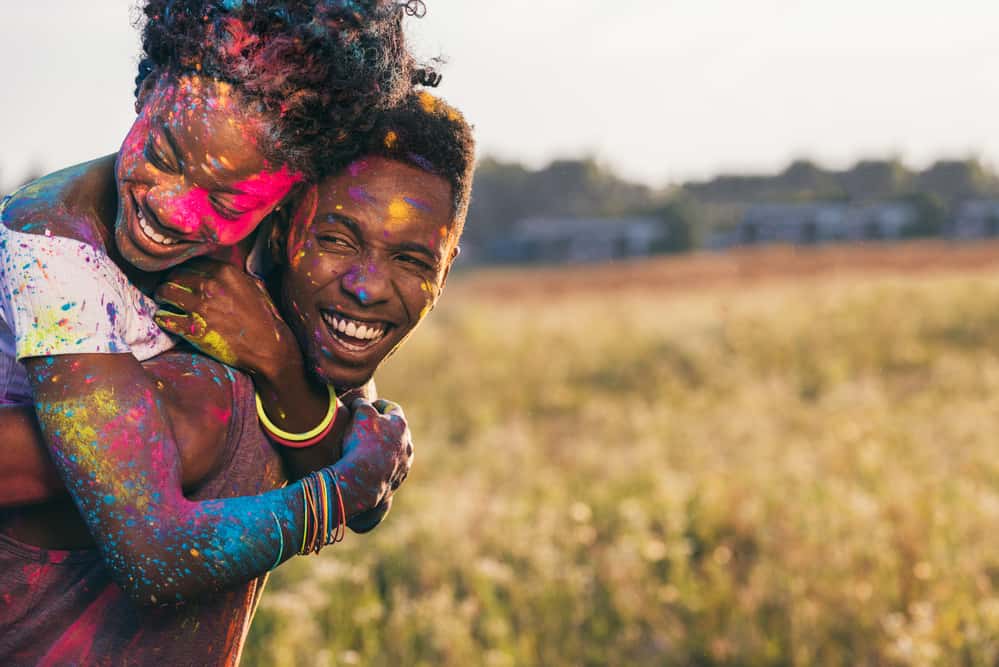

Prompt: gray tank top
xmin=0 ymin=370 xmax=286 ymax=666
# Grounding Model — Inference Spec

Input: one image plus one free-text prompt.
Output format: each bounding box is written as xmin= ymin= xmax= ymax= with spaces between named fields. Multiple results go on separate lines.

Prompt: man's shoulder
xmin=144 ymin=351 xmax=243 ymax=487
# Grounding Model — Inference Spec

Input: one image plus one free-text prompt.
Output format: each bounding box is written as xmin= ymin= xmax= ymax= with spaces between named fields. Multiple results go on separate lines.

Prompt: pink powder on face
xmin=148 ymin=166 xmax=302 ymax=245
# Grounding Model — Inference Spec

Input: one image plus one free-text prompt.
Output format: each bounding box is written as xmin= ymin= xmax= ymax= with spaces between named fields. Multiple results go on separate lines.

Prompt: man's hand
xmin=153 ymin=258 xmax=298 ymax=380
xmin=334 ymin=398 xmax=413 ymax=520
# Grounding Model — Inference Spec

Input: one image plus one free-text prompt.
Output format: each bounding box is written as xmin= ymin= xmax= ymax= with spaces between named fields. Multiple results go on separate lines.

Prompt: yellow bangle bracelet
xmin=255 ymin=384 xmax=339 ymax=442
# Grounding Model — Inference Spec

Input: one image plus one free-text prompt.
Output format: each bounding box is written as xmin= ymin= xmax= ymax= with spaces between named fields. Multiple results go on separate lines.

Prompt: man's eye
xmin=398 ymin=254 xmax=432 ymax=270
xmin=317 ymin=235 xmax=353 ymax=248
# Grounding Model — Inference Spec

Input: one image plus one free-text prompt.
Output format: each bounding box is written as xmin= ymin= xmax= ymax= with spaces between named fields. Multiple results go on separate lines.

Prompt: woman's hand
xmin=334 ymin=398 xmax=413 ymax=519
xmin=153 ymin=258 xmax=298 ymax=380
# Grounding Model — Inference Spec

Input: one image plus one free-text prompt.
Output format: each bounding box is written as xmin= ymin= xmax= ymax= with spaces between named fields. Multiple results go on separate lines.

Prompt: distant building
xmin=488 ymin=216 xmax=667 ymax=264
xmin=948 ymin=200 xmax=999 ymax=240
xmin=714 ymin=201 xmax=918 ymax=248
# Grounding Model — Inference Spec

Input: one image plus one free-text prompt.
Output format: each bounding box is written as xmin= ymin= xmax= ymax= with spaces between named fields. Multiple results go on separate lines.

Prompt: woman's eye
xmin=208 ymin=195 xmax=247 ymax=220
xmin=144 ymin=137 xmax=178 ymax=174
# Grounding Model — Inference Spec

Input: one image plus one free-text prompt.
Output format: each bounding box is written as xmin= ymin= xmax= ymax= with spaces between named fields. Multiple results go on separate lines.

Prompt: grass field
xmin=244 ymin=242 xmax=999 ymax=666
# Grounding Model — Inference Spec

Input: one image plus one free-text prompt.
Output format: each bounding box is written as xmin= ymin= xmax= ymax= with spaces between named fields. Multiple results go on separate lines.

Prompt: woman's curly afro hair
xmin=135 ymin=0 xmax=435 ymax=178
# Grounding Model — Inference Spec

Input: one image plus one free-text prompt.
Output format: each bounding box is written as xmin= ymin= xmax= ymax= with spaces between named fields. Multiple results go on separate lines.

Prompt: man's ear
xmin=438 ymin=244 xmax=461 ymax=292
xmin=269 ymin=183 xmax=319 ymax=266
xmin=135 ymin=70 xmax=161 ymax=114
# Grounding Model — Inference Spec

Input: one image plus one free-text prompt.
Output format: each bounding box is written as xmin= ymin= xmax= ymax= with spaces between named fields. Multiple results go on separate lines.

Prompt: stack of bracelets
xmin=299 ymin=467 xmax=347 ymax=554
xmin=256 ymin=385 xmax=347 ymax=566
xmin=269 ymin=468 xmax=347 ymax=570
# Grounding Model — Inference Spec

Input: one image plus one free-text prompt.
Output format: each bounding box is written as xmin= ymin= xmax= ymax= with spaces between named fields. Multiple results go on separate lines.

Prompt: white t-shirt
xmin=0 ymin=194 xmax=176 ymax=404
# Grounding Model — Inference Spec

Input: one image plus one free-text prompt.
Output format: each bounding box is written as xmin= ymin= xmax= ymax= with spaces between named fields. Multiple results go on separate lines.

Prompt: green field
xmin=243 ymin=255 xmax=999 ymax=666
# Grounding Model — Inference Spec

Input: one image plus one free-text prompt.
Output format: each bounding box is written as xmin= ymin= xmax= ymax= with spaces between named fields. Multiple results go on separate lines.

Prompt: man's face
xmin=115 ymin=74 xmax=302 ymax=271
xmin=279 ymin=156 xmax=458 ymax=389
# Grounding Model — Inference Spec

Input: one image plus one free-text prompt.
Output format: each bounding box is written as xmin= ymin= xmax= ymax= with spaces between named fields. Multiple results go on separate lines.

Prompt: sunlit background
xmin=3 ymin=0 xmax=999 ymax=186
xmin=8 ymin=2 xmax=999 ymax=664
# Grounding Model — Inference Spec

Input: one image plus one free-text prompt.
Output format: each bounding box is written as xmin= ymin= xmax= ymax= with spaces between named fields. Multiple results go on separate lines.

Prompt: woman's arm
xmin=0 ymin=368 xmax=232 ymax=507
xmin=24 ymin=352 xmax=411 ymax=606
xmin=154 ymin=259 xmax=353 ymax=480
xmin=153 ymin=260 xmax=396 ymax=532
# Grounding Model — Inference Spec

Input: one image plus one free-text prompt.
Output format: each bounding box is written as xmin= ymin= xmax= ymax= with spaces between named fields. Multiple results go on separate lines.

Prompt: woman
xmin=0 ymin=91 xmax=474 ymax=665
xmin=0 ymin=0 xmax=426 ymax=604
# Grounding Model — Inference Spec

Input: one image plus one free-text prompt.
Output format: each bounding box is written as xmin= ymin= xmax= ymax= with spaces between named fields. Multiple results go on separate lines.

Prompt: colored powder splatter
xmin=189 ymin=313 xmax=238 ymax=366
xmin=348 ymin=187 xmax=376 ymax=205
xmin=404 ymin=197 xmax=431 ymax=212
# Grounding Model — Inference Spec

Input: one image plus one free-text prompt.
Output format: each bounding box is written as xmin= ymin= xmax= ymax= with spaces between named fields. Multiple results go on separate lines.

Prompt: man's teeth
xmin=321 ymin=312 xmax=387 ymax=342
xmin=136 ymin=207 xmax=178 ymax=246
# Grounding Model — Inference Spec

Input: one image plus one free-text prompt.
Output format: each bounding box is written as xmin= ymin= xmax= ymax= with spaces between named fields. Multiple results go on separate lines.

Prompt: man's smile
xmin=320 ymin=308 xmax=393 ymax=352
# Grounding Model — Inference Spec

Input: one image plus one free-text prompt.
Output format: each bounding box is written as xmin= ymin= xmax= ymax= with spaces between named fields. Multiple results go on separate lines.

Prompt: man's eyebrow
xmin=317 ymin=213 xmax=439 ymax=261
xmin=394 ymin=240 xmax=439 ymax=262
xmin=319 ymin=212 xmax=363 ymax=236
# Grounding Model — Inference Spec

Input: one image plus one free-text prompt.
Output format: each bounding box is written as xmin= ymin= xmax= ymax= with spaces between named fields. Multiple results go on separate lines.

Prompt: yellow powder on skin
xmin=189 ymin=313 xmax=238 ymax=366
xmin=387 ymin=198 xmax=410 ymax=226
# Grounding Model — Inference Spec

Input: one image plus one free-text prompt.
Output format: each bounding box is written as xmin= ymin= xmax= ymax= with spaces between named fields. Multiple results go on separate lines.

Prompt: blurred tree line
xmin=463 ymin=156 xmax=999 ymax=262
xmin=6 ymin=156 xmax=999 ymax=261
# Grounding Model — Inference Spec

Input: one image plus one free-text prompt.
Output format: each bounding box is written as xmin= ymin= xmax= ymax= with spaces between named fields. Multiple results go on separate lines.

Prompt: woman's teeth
xmin=136 ymin=207 xmax=178 ymax=246
xmin=321 ymin=311 xmax=387 ymax=344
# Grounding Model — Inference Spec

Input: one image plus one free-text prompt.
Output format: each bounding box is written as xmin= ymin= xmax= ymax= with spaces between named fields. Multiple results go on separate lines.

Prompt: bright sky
xmin=1 ymin=1 xmax=998 ymax=188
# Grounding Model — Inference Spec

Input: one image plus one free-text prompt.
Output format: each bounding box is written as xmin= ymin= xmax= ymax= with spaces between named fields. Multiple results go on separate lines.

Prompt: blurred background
xmin=7 ymin=1 xmax=999 ymax=665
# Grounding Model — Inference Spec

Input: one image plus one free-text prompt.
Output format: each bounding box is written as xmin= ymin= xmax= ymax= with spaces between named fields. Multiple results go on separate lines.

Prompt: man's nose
xmin=341 ymin=258 xmax=392 ymax=305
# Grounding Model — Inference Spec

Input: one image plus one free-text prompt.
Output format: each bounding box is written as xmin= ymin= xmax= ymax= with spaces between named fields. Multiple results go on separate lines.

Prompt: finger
xmin=155 ymin=310 xmax=207 ymax=340
xmin=372 ymin=399 xmax=404 ymax=419
xmin=154 ymin=282 xmax=201 ymax=314
xmin=154 ymin=310 xmax=190 ymax=336
xmin=347 ymin=497 xmax=392 ymax=534
xmin=350 ymin=397 xmax=379 ymax=415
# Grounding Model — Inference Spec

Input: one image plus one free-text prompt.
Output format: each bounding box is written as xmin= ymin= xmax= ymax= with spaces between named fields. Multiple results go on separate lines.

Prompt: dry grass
xmin=243 ymin=242 xmax=999 ymax=666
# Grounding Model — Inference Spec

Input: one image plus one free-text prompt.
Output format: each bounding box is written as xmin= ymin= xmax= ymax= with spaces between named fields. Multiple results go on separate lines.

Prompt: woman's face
xmin=115 ymin=74 xmax=303 ymax=271
xmin=279 ymin=156 xmax=458 ymax=389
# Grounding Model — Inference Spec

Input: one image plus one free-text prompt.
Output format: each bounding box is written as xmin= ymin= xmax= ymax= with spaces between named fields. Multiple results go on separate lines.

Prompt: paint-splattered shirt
xmin=0 ymin=368 xmax=286 ymax=666
xmin=0 ymin=194 xmax=175 ymax=404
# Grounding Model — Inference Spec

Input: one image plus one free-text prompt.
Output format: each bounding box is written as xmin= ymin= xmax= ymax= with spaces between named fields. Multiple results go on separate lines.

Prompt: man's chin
xmin=312 ymin=364 xmax=373 ymax=398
